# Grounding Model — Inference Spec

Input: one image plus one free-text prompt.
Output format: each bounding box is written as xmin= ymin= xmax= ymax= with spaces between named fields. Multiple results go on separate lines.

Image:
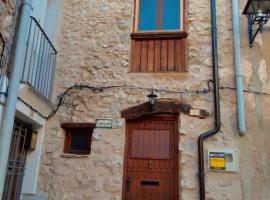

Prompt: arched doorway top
xmin=121 ymin=99 xmax=209 ymax=120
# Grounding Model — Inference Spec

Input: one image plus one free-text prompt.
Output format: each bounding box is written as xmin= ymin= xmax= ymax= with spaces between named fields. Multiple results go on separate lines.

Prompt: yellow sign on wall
xmin=209 ymin=152 xmax=226 ymax=170
xmin=210 ymin=157 xmax=225 ymax=168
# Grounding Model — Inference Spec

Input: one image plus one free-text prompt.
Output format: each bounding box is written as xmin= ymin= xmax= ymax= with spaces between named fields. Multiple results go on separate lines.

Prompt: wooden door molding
xmin=121 ymin=100 xmax=187 ymax=119
xmin=122 ymin=115 xmax=179 ymax=200
xmin=121 ymin=99 xmax=209 ymax=120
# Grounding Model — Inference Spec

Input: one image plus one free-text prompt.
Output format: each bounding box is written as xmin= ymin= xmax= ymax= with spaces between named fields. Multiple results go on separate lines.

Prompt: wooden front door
xmin=122 ymin=115 xmax=179 ymax=200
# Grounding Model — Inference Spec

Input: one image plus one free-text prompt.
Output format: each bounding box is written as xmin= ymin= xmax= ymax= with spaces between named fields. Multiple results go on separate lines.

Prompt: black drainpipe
xmin=197 ymin=0 xmax=221 ymax=198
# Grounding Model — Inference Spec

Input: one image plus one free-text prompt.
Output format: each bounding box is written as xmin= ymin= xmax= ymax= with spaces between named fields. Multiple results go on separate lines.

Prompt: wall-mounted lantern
xmin=243 ymin=0 xmax=270 ymax=47
xmin=147 ymin=90 xmax=157 ymax=109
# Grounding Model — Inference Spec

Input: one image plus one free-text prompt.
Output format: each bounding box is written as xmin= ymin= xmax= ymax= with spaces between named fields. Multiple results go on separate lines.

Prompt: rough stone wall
xmin=37 ymin=0 xmax=270 ymax=200
xmin=0 ymin=0 xmax=17 ymax=64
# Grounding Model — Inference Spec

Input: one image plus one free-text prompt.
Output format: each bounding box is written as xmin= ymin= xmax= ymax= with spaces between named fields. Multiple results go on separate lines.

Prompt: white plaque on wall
xmin=96 ymin=119 xmax=113 ymax=128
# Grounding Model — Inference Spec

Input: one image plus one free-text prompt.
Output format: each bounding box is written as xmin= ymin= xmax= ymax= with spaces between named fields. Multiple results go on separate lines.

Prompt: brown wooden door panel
xmin=130 ymin=129 xmax=170 ymax=159
xmin=126 ymin=172 xmax=175 ymax=200
xmin=123 ymin=116 xmax=179 ymax=200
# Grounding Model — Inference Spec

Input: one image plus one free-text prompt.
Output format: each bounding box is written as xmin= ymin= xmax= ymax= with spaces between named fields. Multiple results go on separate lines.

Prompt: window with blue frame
xmin=137 ymin=0 xmax=181 ymax=31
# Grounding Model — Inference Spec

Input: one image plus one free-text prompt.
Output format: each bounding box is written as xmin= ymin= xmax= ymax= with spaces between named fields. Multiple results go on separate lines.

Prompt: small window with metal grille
xmin=61 ymin=123 xmax=95 ymax=155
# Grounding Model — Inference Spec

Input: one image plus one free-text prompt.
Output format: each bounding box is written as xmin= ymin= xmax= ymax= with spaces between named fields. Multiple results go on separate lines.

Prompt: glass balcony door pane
xmin=162 ymin=0 xmax=180 ymax=30
xmin=138 ymin=0 xmax=180 ymax=31
xmin=139 ymin=0 xmax=157 ymax=31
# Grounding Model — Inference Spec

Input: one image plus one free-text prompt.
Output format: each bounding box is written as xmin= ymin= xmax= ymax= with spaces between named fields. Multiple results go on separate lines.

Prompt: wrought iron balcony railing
xmin=22 ymin=16 xmax=57 ymax=101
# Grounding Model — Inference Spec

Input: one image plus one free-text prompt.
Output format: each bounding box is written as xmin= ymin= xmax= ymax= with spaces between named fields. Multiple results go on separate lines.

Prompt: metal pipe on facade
xmin=0 ymin=0 xmax=33 ymax=197
xmin=197 ymin=0 xmax=220 ymax=198
xmin=232 ymin=0 xmax=246 ymax=135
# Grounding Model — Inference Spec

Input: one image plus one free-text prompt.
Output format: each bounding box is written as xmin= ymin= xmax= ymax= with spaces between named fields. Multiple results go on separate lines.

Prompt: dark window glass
xmin=70 ymin=130 xmax=89 ymax=151
xmin=63 ymin=128 xmax=93 ymax=155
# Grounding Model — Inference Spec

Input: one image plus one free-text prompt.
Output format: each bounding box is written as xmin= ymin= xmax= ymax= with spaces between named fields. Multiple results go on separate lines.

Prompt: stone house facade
xmin=36 ymin=0 xmax=270 ymax=200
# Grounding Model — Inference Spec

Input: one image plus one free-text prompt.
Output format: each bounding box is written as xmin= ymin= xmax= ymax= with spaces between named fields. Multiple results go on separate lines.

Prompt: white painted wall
xmin=44 ymin=0 xmax=62 ymax=42
xmin=16 ymin=100 xmax=47 ymax=194
xmin=0 ymin=0 xmax=60 ymax=196
xmin=19 ymin=0 xmax=61 ymax=195
xmin=0 ymin=80 xmax=48 ymax=195
xmin=19 ymin=0 xmax=61 ymax=192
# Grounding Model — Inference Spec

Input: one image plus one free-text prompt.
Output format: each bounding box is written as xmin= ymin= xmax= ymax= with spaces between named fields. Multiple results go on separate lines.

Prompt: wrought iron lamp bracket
xmin=242 ymin=0 xmax=270 ymax=47
xmin=247 ymin=13 xmax=270 ymax=47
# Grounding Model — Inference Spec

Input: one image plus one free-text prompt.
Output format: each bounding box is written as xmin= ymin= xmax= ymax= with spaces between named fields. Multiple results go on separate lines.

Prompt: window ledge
xmin=131 ymin=31 xmax=188 ymax=39
xmin=60 ymin=153 xmax=90 ymax=158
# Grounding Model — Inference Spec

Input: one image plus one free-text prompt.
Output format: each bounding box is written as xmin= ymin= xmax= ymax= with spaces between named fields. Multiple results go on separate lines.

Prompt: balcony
xmin=21 ymin=16 xmax=57 ymax=101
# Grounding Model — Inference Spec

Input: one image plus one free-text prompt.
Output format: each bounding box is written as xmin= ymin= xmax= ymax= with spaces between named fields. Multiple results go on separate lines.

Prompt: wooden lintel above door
xmin=121 ymin=100 xmax=209 ymax=120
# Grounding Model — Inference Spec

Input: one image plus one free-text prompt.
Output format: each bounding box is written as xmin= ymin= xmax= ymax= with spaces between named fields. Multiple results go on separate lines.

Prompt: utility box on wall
xmin=208 ymin=149 xmax=239 ymax=173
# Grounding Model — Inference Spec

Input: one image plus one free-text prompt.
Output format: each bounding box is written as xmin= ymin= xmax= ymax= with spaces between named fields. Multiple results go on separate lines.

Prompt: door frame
xmin=2 ymin=120 xmax=32 ymax=200
xmin=121 ymin=114 xmax=179 ymax=200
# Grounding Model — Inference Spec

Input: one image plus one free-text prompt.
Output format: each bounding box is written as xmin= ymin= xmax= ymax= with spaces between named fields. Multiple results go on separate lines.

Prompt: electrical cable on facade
xmin=0 ymin=33 xmax=5 ymax=63
xmin=16 ymin=82 xmax=212 ymax=120
xmin=15 ymin=82 xmax=270 ymax=121
xmin=220 ymin=86 xmax=270 ymax=96
xmin=47 ymin=83 xmax=212 ymax=119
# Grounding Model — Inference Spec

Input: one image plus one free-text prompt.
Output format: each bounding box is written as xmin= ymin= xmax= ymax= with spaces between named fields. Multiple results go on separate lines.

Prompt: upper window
xmin=130 ymin=0 xmax=187 ymax=72
xmin=138 ymin=0 xmax=180 ymax=31
xmin=135 ymin=0 xmax=183 ymax=32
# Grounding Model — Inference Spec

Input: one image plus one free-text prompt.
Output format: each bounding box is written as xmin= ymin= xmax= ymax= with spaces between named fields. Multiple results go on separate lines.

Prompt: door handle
xmin=148 ymin=160 xmax=153 ymax=169
xmin=126 ymin=176 xmax=131 ymax=192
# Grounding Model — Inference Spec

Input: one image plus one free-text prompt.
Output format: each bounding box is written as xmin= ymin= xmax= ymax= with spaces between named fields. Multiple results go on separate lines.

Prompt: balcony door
xmin=122 ymin=115 xmax=179 ymax=200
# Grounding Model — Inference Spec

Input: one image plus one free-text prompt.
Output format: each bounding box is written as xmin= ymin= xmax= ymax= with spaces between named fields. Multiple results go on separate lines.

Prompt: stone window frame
xmin=61 ymin=123 xmax=95 ymax=155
